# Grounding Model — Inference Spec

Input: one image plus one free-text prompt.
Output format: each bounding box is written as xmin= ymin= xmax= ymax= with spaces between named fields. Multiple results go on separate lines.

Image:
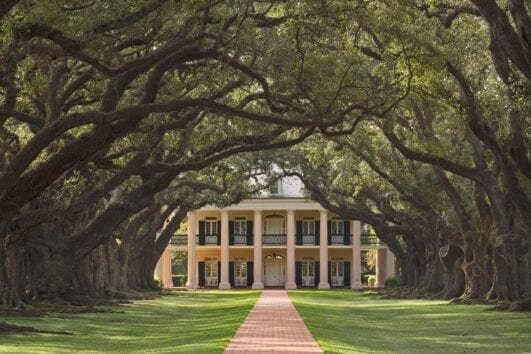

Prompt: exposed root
xmin=0 ymin=321 xmax=72 ymax=335
xmin=0 ymin=308 xmax=46 ymax=317
xmin=449 ymin=297 xmax=497 ymax=305
xmin=494 ymin=299 xmax=531 ymax=312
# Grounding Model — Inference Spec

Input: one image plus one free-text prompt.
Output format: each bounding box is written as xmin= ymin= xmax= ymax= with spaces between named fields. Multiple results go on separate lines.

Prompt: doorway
xmin=264 ymin=254 xmax=285 ymax=287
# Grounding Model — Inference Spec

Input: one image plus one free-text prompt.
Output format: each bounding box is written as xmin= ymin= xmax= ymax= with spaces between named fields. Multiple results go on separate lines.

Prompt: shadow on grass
xmin=289 ymin=290 xmax=531 ymax=354
xmin=0 ymin=290 xmax=261 ymax=354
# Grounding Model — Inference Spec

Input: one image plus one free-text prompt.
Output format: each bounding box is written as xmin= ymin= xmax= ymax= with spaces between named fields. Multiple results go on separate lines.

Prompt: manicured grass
xmin=0 ymin=290 xmax=260 ymax=353
xmin=289 ymin=290 xmax=531 ymax=354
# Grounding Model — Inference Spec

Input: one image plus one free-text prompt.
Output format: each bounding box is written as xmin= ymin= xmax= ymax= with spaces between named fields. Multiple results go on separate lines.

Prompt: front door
xmin=264 ymin=255 xmax=284 ymax=286
xmin=234 ymin=261 xmax=247 ymax=287
xmin=330 ymin=261 xmax=344 ymax=287
xmin=301 ymin=261 xmax=315 ymax=287
xmin=205 ymin=261 xmax=218 ymax=287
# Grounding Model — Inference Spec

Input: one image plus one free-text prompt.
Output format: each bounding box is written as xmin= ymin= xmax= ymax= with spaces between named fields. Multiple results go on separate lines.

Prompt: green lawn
xmin=0 ymin=290 xmax=260 ymax=354
xmin=289 ymin=290 xmax=531 ymax=354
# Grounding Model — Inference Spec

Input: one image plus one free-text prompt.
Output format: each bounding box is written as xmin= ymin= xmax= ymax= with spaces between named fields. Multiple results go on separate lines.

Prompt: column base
xmin=218 ymin=282 xmax=231 ymax=290
xmin=186 ymin=283 xmax=198 ymax=290
xmin=318 ymin=283 xmax=330 ymax=289
xmin=252 ymin=282 xmax=264 ymax=289
xmin=285 ymin=282 xmax=297 ymax=290
xmin=375 ymin=282 xmax=384 ymax=288
xmin=350 ymin=282 xmax=363 ymax=290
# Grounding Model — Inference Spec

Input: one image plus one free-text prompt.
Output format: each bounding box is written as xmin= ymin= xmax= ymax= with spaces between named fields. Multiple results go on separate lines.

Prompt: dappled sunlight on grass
xmin=0 ymin=290 xmax=260 ymax=353
xmin=289 ymin=290 xmax=531 ymax=354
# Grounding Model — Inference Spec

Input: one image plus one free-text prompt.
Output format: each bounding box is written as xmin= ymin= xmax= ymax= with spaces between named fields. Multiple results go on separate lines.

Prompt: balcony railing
xmin=229 ymin=233 xmax=253 ymax=246
xmin=296 ymin=233 xmax=317 ymax=245
xmin=170 ymin=234 xmax=188 ymax=245
xmin=262 ymin=234 xmax=287 ymax=245
xmin=328 ymin=234 xmax=352 ymax=245
xmin=302 ymin=235 xmax=315 ymax=245
xmin=330 ymin=235 xmax=344 ymax=245
xmin=361 ymin=233 xmax=382 ymax=245
xmin=171 ymin=233 xmax=382 ymax=246
xmin=205 ymin=235 xmax=218 ymax=244
xmin=233 ymin=235 xmax=248 ymax=245
xmin=197 ymin=234 xmax=219 ymax=245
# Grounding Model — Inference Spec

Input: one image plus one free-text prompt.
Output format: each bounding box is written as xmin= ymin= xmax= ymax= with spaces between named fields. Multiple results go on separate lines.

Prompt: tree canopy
xmin=0 ymin=0 xmax=529 ymax=307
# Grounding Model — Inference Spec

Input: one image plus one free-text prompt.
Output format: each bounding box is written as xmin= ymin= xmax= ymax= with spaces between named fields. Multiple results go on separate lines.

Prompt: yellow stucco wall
xmin=295 ymin=248 xmax=352 ymax=261
xmin=194 ymin=247 xmax=351 ymax=262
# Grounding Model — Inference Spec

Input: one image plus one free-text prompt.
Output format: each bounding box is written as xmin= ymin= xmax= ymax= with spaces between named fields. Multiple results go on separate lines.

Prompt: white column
xmin=161 ymin=249 xmax=173 ymax=288
xmin=285 ymin=209 xmax=297 ymax=289
xmin=252 ymin=210 xmax=264 ymax=289
xmin=375 ymin=247 xmax=387 ymax=287
xmin=219 ymin=209 xmax=231 ymax=289
xmin=186 ymin=211 xmax=197 ymax=289
xmin=351 ymin=220 xmax=363 ymax=289
xmin=318 ymin=210 xmax=330 ymax=289
xmin=386 ymin=248 xmax=395 ymax=278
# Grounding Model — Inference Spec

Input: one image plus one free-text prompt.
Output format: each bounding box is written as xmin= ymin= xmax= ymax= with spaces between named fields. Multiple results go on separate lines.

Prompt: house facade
xmin=156 ymin=177 xmax=395 ymax=289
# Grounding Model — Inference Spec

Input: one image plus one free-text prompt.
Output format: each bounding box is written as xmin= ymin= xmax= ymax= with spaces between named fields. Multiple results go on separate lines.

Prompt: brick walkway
xmin=224 ymin=290 xmax=322 ymax=353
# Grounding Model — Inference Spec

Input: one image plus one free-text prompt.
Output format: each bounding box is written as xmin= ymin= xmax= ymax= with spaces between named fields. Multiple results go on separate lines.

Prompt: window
xmin=235 ymin=261 xmax=247 ymax=278
xmin=264 ymin=215 xmax=285 ymax=234
xmin=234 ymin=217 xmax=247 ymax=236
xmin=301 ymin=261 xmax=315 ymax=277
xmin=205 ymin=262 xmax=218 ymax=278
xmin=205 ymin=217 xmax=218 ymax=235
xmin=331 ymin=219 xmax=344 ymax=235
xmin=331 ymin=262 xmax=344 ymax=277
xmin=269 ymin=181 xmax=279 ymax=195
xmin=302 ymin=218 xmax=315 ymax=235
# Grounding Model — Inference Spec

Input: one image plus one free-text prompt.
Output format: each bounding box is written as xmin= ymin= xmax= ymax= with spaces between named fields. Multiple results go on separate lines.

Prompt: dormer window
xmin=269 ymin=180 xmax=279 ymax=195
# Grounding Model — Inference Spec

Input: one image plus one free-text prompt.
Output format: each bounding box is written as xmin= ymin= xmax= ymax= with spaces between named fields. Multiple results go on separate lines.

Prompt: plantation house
xmin=156 ymin=177 xmax=395 ymax=289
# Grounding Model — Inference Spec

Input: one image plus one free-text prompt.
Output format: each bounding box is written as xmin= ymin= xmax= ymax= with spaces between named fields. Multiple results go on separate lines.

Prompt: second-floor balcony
xmin=262 ymin=234 xmax=287 ymax=245
xmin=230 ymin=234 xmax=253 ymax=246
xmin=170 ymin=232 xmax=384 ymax=247
xmin=170 ymin=234 xmax=188 ymax=245
xmin=330 ymin=234 xmax=351 ymax=245
xmin=296 ymin=234 xmax=317 ymax=245
xmin=197 ymin=234 xmax=219 ymax=245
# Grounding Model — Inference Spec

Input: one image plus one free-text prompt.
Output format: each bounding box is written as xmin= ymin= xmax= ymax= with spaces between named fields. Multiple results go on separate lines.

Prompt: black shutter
xmin=247 ymin=262 xmax=254 ymax=287
xmin=198 ymin=221 xmax=205 ymax=245
xmin=217 ymin=261 xmax=221 ymax=284
xmin=247 ymin=221 xmax=253 ymax=245
xmin=328 ymin=261 xmax=332 ymax=285
xmin=295 ymin=261 xmax=302 ymax=287
xmin=344 ymin=221 xmax=351 ymax=245
xmin=315 ymin=220 xmax=320 ymax=245
xmin=229 ymin=261 xmax=235 ymax=287
xmin=229 ymin=221 xmax=235 ymax=245
xmin=217 ymin=221 xmax=221 ymax=245
xmin=344 ymin=262 xmax=351 ymax=287
xmin=296 ymin=221 xmax=303 ymax=245
xmin=315 ymin=261 xmax=320 ymax=287
xmin=198 ymin=262 xmax=205 ymax=287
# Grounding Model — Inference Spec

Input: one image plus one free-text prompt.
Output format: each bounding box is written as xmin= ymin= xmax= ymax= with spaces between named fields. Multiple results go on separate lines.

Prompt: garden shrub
xmin=384 ymin=275 xmax=400 ymax=288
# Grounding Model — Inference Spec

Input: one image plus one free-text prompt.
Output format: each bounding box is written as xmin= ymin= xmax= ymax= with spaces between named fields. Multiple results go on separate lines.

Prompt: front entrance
xmin=264 ymin=254 xmax=285 ymax=287
xmin=205 ymin=261 xmax=218 ymax=288
xmin=234 ymin=260 xmax=247 ymax=287
xmin=330 ymin=261 xmax=344 ymax=287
